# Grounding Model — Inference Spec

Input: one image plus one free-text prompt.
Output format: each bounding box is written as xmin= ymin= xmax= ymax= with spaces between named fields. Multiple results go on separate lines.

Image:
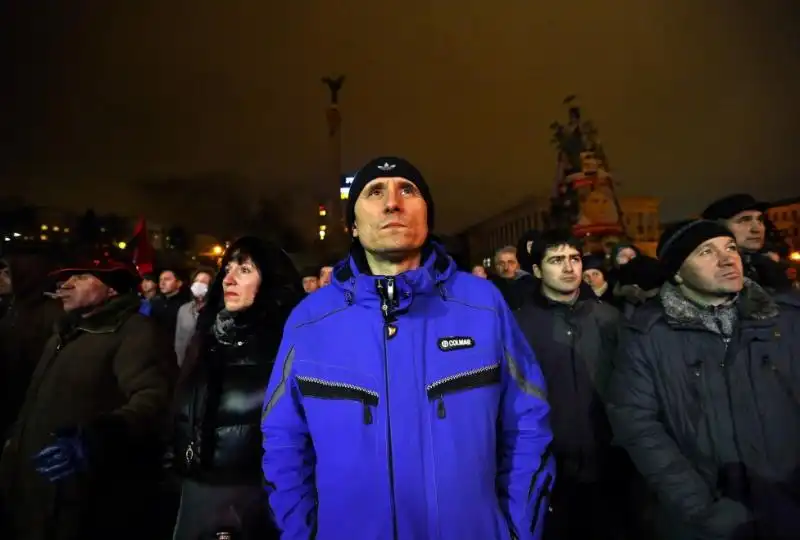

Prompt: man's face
xmin=471 ymin=265 xmax=488 ymax=279
xmin=678 ymin=236 xmax=744 ymax=297
xmin=302 ymin=276 xmax=319 ymax=293
xmin=534 ymin=244 xmax=582 ymax=295
xmin=616 ymin=247 xmax=637 ymax=266
xmin=495 ymin=252 xmax=519 ymax=279
xmin=725 ymin=210 xmax=765 ymax=252
xmin=141 ymin=279 xmax=157 ymax=299
xmin=159 ymin=271 xmax=181 ymax=295
xmin=0 ymin=265 xmax=10 ymax=295
xmin=58 ymin=274 xmax=115 ymax=312
xmin=582 ymin=268 xmax=606 ymax=289
xmin=319 ymin=266 xmax=333 ymax=287
xmin=353 ymin=177 xmax=428 ymax=257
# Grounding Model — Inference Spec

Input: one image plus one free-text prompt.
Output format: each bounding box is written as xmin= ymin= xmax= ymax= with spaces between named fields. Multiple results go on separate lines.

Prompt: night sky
xmin=2 ymin=1 xmax=799 ymax=235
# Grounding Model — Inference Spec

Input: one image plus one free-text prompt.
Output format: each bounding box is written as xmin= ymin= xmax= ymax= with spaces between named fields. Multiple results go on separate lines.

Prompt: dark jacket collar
xmin=72 ymin=293 xmax=141 ymax=334
xmin=529 ymin=281 xmax=598 ymax=311
xmin=632 ymin=279 xmax=779 ymax=333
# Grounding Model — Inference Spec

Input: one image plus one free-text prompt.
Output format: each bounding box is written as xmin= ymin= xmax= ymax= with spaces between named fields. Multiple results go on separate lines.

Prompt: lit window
xmin=52 ymin=226 xmax=60 ymax=232
xmin=40 ymin=234 xmax=48 ymax=241
xmin=41 ymin=225 xmax=48 ymax=231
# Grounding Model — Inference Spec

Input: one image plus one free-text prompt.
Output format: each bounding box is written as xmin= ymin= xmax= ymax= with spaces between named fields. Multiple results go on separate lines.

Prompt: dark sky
xmin=2 ymin=1 xmax=799 ymax=234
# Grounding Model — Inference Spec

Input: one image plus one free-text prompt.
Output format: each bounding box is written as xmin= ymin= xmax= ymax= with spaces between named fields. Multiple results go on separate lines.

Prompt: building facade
xmin=767 ymin=196 xmax=800 ymax=251
xmin=460 ymin=195 xmax=661 ymax=265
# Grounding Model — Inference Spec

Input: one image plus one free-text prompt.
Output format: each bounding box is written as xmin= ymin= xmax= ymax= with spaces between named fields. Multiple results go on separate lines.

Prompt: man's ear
xmin=352 ymin=224 xmax=359 ymax=238
xmin=532 ymin=265 xmax=543 ymax=279
xmin=673 ymin=273 xmax=684 ymax=285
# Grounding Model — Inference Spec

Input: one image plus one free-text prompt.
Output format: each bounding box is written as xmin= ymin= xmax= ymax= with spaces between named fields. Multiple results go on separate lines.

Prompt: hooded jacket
xmin=261 ymin=241 xmax=555 ymax=540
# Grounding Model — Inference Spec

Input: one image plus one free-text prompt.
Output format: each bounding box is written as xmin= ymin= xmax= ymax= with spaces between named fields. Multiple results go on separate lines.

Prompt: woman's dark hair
xmin=178 ymin=236 xmax=304 ymax=384
xmin=189 ymin=266 xmax=216 ymax=284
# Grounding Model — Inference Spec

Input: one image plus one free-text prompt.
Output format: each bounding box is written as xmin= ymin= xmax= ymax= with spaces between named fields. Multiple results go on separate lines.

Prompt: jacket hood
xmin=332 ymin=239 xmax=456 ymax=308
xmin=197 ymin=236 xmax=304 ymax=335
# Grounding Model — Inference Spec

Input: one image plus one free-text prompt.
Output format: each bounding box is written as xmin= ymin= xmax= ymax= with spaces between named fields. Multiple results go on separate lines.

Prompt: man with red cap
xmin=0 ymin=256 xmax=176 ymax=540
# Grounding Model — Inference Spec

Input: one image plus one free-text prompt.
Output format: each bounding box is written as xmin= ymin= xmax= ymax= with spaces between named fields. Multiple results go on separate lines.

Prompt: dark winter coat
xmin=151 ymin=288 xmax=192 ymax=341
xmin=0 ymin=293 xmax=176 ymax=540
xmin=607 ymin=280 xmax=800 ymax=539
xmin=0 ymin=254 xmax=62 ymax=443
xmin=172 ymin=326 xmax=283 ymax=485
xmin=515 ymin=283 xmax=620 ymax=481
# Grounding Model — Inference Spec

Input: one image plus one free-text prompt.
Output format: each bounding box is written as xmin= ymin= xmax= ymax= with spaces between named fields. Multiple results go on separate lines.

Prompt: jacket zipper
xmin=378 ymin=277 xmax=399 ymax=540
xmin=426 ymin=364 xmax=501 ymax=419
xmin=295 ymin=375 xmax=379 ymax=425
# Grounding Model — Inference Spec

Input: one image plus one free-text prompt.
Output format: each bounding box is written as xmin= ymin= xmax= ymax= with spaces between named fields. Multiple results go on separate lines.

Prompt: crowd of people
xmin=0 ymin=156 xmax=798 ymax=539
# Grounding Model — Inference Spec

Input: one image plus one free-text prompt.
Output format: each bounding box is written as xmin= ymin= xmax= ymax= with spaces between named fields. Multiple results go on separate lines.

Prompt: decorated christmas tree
xmin=549 ymin=96 xmax=626 ymax=254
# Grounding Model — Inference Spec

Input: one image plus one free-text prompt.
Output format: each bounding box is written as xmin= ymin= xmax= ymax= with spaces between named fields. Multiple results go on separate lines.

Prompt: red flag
xmin=131 ymin=218 xmax=155 ymax=276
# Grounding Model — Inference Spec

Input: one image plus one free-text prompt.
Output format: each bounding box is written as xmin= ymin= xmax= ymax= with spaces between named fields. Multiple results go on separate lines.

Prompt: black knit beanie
xmin=346 ymin=156 xmax=434 ymax=232
xmin=657 ymin=219 xmax=735 ymax=279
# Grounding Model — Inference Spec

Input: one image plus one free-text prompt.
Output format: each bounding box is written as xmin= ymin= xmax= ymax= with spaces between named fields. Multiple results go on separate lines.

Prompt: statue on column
xmin=321 ymin=75 xmax=346 ymax=106
xmin=322 ymin=75 xmax=345 ymax=137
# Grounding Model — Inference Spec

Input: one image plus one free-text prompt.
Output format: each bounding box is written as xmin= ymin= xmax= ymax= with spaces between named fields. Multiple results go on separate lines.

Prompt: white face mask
xmin=190 ymin=281 xmax=209 ymax=299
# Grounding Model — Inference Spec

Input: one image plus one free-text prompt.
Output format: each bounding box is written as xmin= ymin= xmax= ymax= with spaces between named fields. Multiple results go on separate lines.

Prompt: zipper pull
xmin=386 ymin=277 xmax=395 ymax=303
xmin=185 ymin=442 xmax=196 ymax=466
xmin=362 ymin=402 xmax=373 ymax=425
xmin=436 ymin=397 xmax=446 ymax=419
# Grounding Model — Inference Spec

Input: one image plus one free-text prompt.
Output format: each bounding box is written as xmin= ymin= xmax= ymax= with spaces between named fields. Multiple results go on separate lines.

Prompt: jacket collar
xmin=530 ymin=281 xmax=597 ymax=310
xmin=71 ymin=293 xmax=141 ymax=334
xmin=332 ymin=240 xmax=456 ymax=308
xmin=632 ymin=278 xmax=779 ymax=333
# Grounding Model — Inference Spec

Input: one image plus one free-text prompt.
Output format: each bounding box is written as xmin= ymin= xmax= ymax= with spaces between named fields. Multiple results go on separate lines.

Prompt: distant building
xmin=459 ymin=195 xmax=661 ymax=264
xmin=767 ymin=196 xmax=800 ymax=251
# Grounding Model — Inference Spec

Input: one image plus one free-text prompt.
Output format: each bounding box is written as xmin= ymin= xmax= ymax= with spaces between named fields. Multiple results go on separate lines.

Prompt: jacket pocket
xmin=296 ymin=375 xmax=379 ymax=424
xmin=426 ymin=363 xmax=501 ymax=419
xmin=763 ymin=355 xmax=800 ymax=408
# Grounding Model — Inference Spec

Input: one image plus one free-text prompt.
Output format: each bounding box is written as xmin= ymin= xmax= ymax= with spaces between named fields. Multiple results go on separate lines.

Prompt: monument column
xmin=322 ymin=75 xmax=347 ymax=252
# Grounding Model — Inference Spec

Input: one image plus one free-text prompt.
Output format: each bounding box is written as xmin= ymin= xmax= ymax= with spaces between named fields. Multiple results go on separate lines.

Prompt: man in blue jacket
xmin=262 ymin=156 xmax=555 ymax=540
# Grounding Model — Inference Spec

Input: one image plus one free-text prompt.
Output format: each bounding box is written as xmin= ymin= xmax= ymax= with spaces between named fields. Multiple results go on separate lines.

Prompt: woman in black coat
xmin=171 ymin=236 xmax=303 ymax=540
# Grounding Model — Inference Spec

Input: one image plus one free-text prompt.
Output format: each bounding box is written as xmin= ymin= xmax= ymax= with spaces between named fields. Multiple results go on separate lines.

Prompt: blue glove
xmin=32 ymin=428 xmax=88 ymax=482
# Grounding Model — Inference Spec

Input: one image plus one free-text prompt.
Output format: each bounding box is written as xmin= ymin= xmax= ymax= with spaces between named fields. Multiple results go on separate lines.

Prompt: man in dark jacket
xmin=0 ymin=254 xmax=63 ymax=444
xmin=702 ymin=193 xmax=793 ymax=293
xmin=0 ymin=257 xmax=175 ymax=540
xmin=150 ymin=267 xmax=191 ymax=341
xmin=607 ymin=219 xmax=800 ymax=539
xmin=514 ymin=230 xmax=622 ymax=539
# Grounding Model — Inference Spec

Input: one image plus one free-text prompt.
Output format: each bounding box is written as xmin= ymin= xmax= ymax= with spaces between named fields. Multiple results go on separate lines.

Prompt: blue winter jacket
xmin=262 ymin=242 xmax=555 ymax=540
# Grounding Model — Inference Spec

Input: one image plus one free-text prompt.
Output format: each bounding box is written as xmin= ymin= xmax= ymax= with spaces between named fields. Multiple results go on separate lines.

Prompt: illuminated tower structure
xmin=319 ymin=74 xmax=348 ymax=253
xmin=549 ymin=95 xmax=628 ymax=254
